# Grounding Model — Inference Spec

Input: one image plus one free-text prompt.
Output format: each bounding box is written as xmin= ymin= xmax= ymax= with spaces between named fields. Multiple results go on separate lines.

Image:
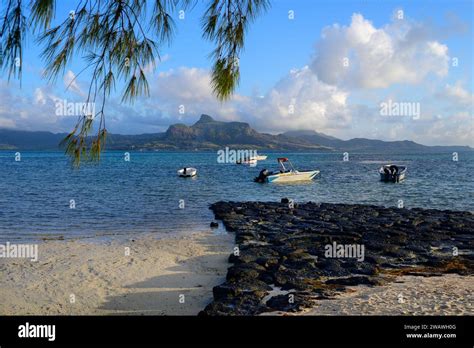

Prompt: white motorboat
xmin=236 ymin=154 xmax=267 ymax=165
xmin=177 ymin=167 xmax=197 ymax=177
xmin=254 ymin=157 xmax=319 ymax=183
xmin=379 ymin=164 xmax=406 ymax=182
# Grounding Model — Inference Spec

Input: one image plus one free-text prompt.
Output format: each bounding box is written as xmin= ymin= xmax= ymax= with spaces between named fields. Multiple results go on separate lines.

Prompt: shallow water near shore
xmin=0 ymin=150 xmax=472 ymax=242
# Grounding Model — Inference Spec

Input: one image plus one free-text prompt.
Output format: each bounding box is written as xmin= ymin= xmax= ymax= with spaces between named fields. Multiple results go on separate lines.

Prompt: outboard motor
xmin=254 ymin=169 xmax=269 ymax=183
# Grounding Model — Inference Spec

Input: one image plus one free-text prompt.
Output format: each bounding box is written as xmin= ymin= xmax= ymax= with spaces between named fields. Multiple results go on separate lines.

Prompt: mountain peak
xmin=196 ymin=114 xmax=215 ymax=124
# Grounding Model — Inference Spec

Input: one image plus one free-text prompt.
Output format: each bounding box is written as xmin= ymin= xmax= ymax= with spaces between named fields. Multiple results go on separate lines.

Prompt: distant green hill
xmin=0 ymin=115 xmax=471 ymax=153
xmin=157 ymin=114 xmax=330 ymax=150
xmin=282 ymin=130 xmax=472 ymax=153
xmin=0 ymin=129 xmax=67 ymax=150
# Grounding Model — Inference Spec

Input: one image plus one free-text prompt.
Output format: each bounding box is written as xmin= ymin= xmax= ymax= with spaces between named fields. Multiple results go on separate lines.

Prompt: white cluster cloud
xmin=311 ymin=13 xmax=450 ymax=89
xmin=0 ymin=82 xmax=75 ymax=132
xmin=442 ymin=82 xmax=473 ymax=107
xmin=398 ymin=112 xmax=473 ymax=146
xmin=1 ymin=11 xmax=471 ymax=146
xmin=146 ymin=67 xmax=242 ymax=125
xmin=155 ymin=67 xmax=213 ymax=103
xmin=138 ymin=12 xmax=468 ymax=144
xmin=138 ymin=66 xmax=351 ymax=134
xmin=234 ymin=67 xmax=351 ymax=132
xmin=63 ymin=70 xmax=85 ymax=96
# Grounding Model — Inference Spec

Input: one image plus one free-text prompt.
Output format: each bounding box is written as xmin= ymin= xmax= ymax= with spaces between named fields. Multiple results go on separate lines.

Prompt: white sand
xmin=2 ymin=233 xmax=472 ymax=316
xmin=263 ymin=274 xmax=474 ymax=316
xmin=0 ymin=231 xmax=234 ymax=315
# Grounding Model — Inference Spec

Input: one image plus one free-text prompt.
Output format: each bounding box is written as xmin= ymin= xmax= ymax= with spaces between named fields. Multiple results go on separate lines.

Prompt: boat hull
xmin=380 ymin=172 xmax=405 ymax=182
xmin=177 ymin=168 xmax=197 ymax=177
xmin=266 ymin=170 xmax=319 ymax=183
xmin=238 ymin=159 xmax=257 ymax=165
xmin=379 ymin=166 xmax=406 ymax=182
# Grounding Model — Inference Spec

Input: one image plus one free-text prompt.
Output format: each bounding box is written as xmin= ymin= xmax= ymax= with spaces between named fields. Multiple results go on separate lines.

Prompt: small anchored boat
xmin=177 ymin=167 xmax=197 ymax=177
xmin=254 ymin=157 xmax=319 ymax=183
xmin=236 ymin=157 xmax=258 ymax=166
xmin=236 ymin=154 xmax=267 ymax=165
xmin=379 ymin=164 xmax=406 ymax=182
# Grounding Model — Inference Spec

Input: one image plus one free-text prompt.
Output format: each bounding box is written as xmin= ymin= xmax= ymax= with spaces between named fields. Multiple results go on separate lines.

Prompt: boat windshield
xmin=278 ymin=159 xmax=295 ymax=173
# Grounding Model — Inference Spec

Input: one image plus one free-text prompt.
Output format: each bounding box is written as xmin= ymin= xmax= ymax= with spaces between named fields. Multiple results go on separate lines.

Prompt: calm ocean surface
xmin=0 ymin=151 xmax=472 ymax=242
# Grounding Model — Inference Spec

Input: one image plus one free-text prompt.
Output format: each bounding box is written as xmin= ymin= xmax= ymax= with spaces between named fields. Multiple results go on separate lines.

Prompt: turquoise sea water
xmin=0 ymin=151 xmax=472 ymax=242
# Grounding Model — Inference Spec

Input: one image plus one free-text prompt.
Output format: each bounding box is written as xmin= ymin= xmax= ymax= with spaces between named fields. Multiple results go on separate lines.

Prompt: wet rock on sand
xmin=199 ymin=201 xmax=474 ymax=316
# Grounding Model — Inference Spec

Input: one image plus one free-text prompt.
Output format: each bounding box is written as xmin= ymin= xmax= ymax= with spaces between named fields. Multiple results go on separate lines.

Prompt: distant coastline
xmin=1 ymin=114 xmax=472 ymax=153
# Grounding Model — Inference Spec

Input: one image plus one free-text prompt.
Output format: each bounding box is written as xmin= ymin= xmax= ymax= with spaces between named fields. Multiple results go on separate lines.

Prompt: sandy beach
xmin=1 ymin=229 xmax=473 ymax=316
xmin=0 ymin=231 xmax=234 ymax=315
xmin=262 ymin=274 xmax=474 ymax=316
xmin=2 ymin=201 xmax=473 ymax=317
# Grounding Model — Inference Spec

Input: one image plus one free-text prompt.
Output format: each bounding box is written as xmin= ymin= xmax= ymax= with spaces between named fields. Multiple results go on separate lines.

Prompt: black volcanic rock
xmin=265 ymin=293 xmax=315 ymax=312
xmin=200 ymin=201 xmax=474 ymax=315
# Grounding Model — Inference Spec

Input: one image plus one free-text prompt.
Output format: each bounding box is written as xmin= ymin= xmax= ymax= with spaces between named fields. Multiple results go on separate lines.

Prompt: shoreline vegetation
xmin=1 ymin=201 xmax=472 ymax=316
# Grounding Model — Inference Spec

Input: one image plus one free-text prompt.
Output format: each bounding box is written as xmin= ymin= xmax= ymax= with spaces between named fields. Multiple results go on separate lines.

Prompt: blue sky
xmin=1 ymin=0 xmax=473 ymax=145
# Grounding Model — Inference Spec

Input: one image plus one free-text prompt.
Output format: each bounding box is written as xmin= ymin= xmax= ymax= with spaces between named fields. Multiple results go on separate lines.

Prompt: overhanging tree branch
xmin=0 ymin=0 xmax=270 ymax=166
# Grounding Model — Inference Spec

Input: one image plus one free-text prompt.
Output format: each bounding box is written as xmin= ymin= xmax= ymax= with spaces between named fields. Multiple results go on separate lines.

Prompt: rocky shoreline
xmin=200 ymin=201 xmax=474 ymax=315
